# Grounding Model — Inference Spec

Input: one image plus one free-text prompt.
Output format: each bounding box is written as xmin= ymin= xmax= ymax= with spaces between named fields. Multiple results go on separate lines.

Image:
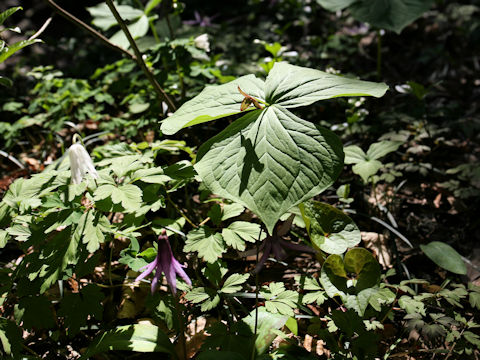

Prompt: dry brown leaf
xmin=362 ymin=231 xmax=393 ymax=269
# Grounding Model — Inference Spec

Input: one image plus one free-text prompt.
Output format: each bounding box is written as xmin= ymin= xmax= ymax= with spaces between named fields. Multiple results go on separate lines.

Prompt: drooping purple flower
xmin=254 ymin=215 xmax=317 ymax=273
xmin=136 ymin=230 xmax=192 ymax=295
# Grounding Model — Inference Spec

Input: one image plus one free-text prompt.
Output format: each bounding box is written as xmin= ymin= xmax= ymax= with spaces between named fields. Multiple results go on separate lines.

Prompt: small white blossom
xmin=194 ymin=33 xmax=210 ymax=52
xmin=68 ymin=142 xmax=99 ymax=184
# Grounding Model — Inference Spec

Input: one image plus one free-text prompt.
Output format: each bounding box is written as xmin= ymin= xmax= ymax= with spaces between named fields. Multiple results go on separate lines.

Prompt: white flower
xmin=194 ymin=33 xmax=210 ymax=52
xmin=68 ymin=143 xmax=99 ymax=184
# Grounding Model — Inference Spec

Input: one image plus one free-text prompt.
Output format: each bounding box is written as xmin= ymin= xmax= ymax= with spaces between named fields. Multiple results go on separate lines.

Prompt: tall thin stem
xmin=173 ymin=292 xmax=187 ymax=360
xmin=251 ymin=228 xmax=263 ymax=360
xmin=376 ymin=30 xmax=382 ymax=80
xmin=105 ymin=0 xmax=176 ymax=112
xmin=45 ymin=0 xmax=135 ymax=59
xmin=166 ymin=13 xmax=186 ymax=100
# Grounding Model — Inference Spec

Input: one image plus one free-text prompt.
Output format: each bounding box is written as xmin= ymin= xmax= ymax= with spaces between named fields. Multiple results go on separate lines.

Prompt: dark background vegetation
xmin=1 ymin=0 xmax=480 ymax=358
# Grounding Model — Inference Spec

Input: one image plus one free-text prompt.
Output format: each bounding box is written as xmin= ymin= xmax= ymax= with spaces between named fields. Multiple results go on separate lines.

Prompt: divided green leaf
xmin=80 ymin=323 xmax=176 ymax=359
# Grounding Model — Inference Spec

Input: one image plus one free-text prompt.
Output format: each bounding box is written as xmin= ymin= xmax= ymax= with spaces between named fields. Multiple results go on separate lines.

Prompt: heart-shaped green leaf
xmin=194 ymin=105 xmax=343 ymax=234
xmin=320 ymin=248 xmax=381 ymax=315
xmin=160 ymin=75 xmax=265 ymax=135
xmin=300 ymin=200 xmax=361 ymax=254
xmin=350 ymin=0 xmax=435 ymax=34
xmin=264 ymin=62 xmax=388 ymax=108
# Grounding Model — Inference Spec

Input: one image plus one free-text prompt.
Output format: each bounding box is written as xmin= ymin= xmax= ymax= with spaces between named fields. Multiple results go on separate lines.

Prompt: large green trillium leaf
xmin=160 ymin=74 xmax=265 ymax=135
xmin=194 ymin=105 xmax=344 ymax=234
xmin=350 ymin=0 xmax=435 ymax=34
xmin=320 ymin=248 xmax=381 ymax=315
xmin=264 ymin=62 xmax=388 ymax=108
xmin=300 ymin=200 xmax=361 ymax=254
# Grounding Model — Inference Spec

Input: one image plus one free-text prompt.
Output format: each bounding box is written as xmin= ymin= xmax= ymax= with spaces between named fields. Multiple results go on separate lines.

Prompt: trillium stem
xmin=377 ymin=30 xmax=382 ymax=80
xmin=105 ymin=0 xmax=177 ymax=112
xmin=251 ymin=227 xmax=263 ymax=360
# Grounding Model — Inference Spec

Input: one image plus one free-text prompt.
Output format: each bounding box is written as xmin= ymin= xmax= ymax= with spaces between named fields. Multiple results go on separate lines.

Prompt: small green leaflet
xmin=184 ymin=227 xmax=225 ymax=263
xmin=344 ymin=141 xmax=402 ymax=182
xmin=398 ymin=295 xmax=426 ymax=316
xmin=0 ymin=317 xmax=22 ymax=357
xmin=0 ymin=7 xmax=23 ymax=26
xmin=94 ymin=184 xmax=143 ymax=212
xmin=80 ymin=323 xmax=176 ymax=359
xmin=221 ymin=221 xmax=263 ymax=251
xmin=261 ymin=282 xmax=299 ymax=316
xmin=0 ymin=38 xmax=42 ymax=63
xmin=185 ymin=287 xmax=220 ymax=312
xmin=82 ymin=211 xmax=110 ymax=253
xmin=0 ymin=229 xmax=9 ymax=248
xmin=220 ymin=273 xmax=249 ymax=294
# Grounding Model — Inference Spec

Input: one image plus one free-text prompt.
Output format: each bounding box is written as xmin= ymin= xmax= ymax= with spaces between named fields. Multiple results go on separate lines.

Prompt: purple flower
xmin=136 ymin=230 xmax=192 ymax=295
xmin=254 ymin=215 xmax=317 ymax=273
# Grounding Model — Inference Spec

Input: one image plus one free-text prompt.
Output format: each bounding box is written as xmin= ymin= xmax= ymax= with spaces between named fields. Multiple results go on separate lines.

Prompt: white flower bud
xmin=194 ymin=33 xmax=210 ymax=52
xmin=68 ymin=143 xmax=99 ymax=184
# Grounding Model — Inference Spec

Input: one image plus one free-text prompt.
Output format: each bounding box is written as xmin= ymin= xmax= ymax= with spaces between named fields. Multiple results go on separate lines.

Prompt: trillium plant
xmin=3 ymin=59 xmax=426 ymax=360
xmin=161 ymin=62 xmax=388 ymax=234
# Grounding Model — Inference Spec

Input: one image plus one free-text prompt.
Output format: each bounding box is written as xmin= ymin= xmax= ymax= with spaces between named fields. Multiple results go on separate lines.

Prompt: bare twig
xmin=105 ymin=0 xmax=176 ymax=112
xmin=45 ymin=0 xmax=135 ymax=59
xmin=28 ymin=16 xmax=53 ymax=41
xmin=0 ymin=150 xmax=25 ymax=169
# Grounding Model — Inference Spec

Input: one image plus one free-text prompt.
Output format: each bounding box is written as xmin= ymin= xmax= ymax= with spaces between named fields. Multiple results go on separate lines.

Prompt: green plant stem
xmin=45 ymin=0 xmax=135 ymax=59
xmin=166 ymin=194 xmax=198 ymax=228
xmin=108 ymin=241 xmax=114 ymax=286
xmin=105 ymin=0 xmax=176 ymax=112
xmin=173 ymin=293 xmax=187 ymax=360
xmin=165 ymin=12 xmax=186 ymax=100
xmin=251 ymin=229 xmax=262 ymax=360
xmin=21 ymin=344 xmax=42 ymax=359
xmin=444 ymin=317 xmax=473 ymax=360
xmin=376 ymin=30 xmax=382 ymax=80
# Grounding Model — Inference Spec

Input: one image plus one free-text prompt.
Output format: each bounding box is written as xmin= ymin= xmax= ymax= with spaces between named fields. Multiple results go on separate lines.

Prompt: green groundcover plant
xmin=1 ymin=2 xmax=479 ymax=359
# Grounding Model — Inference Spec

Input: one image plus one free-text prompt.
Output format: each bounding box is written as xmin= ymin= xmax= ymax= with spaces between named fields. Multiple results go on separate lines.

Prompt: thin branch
xmin=0 ymin=150 xmax=25 ymax=169
xmin=105 ymin=0 xmax=177 ymax=112
xmin=45 ymin=0 xmax=135 ymax=59
xmin=28 ymin=16 xmax=53 ymax=41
